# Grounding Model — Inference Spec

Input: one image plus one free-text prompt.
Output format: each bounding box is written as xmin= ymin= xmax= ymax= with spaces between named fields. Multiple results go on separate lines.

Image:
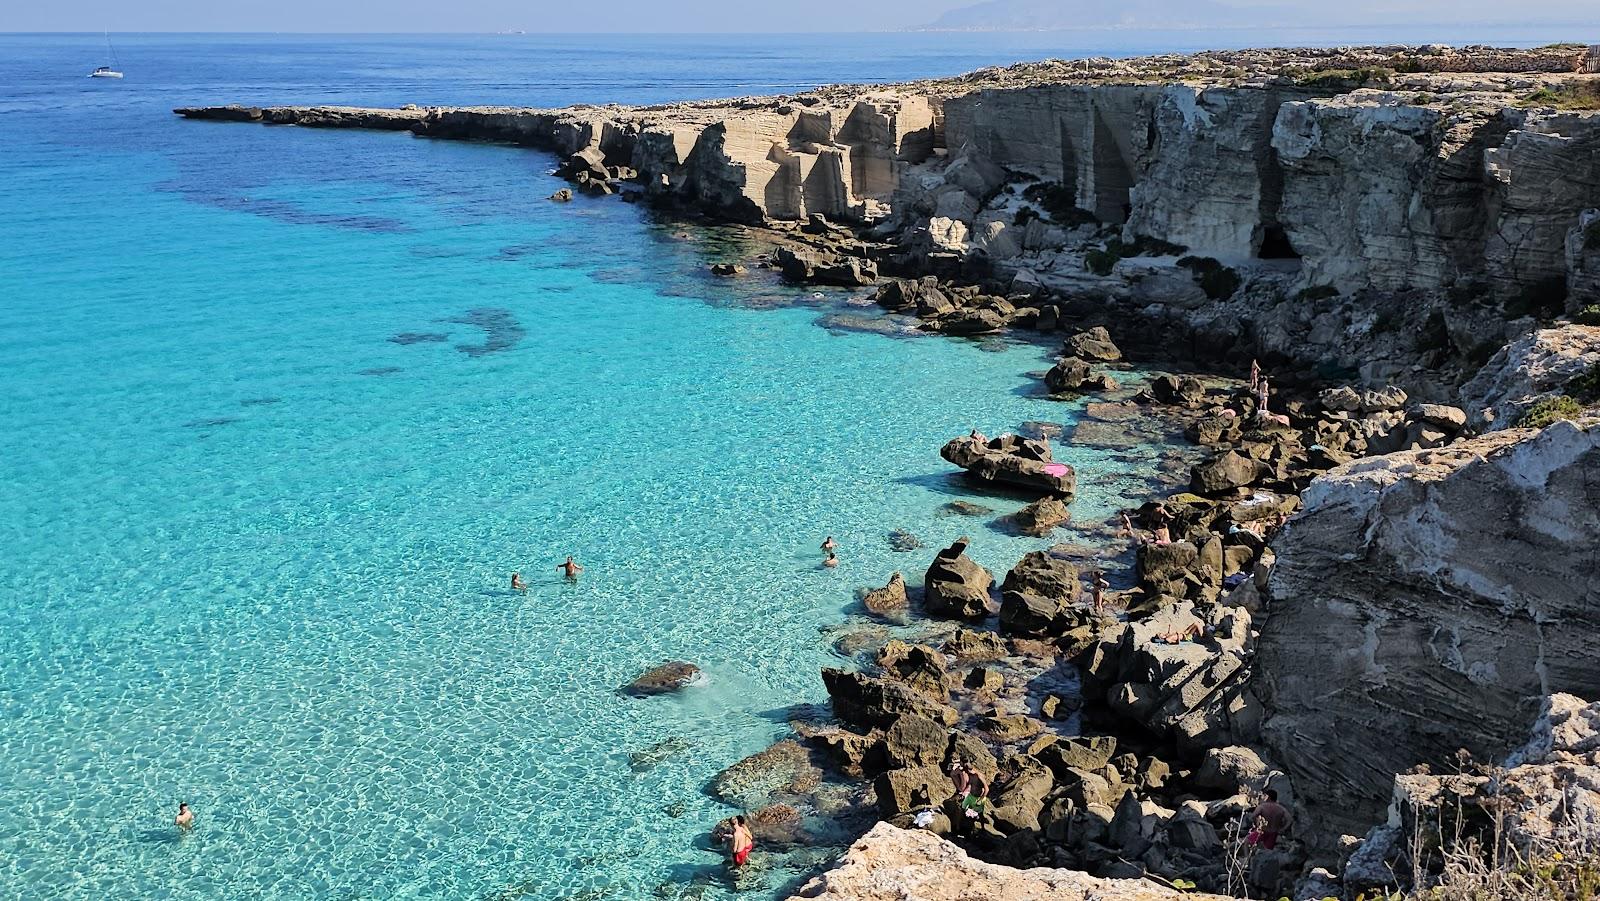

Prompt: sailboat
xmin=89 ymin=31 xmax=123 ymax=78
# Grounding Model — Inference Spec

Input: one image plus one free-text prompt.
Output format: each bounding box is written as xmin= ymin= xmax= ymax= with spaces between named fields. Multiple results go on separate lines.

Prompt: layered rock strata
xmin=1256 ymin=419 xmax=1600 ymax=843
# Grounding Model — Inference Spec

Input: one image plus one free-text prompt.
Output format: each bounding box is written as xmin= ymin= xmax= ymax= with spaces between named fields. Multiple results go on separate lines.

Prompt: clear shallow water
xmin=3 ymin=33 xmax=1221 ymax=900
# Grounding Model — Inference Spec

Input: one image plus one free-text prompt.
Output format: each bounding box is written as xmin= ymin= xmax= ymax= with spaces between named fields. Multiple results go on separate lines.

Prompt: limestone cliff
xmin=1255 ymin=419 xmax=1600 ymax=843
xmin=787 ymin=822 xmax=1230 ymax=901
xmin=178 ymin=46 xmax=1600 ymax=391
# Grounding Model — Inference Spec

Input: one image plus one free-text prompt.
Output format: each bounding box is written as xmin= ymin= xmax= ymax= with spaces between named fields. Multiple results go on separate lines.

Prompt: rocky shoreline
xmin=177 ymin=43 xmax=1600 ymax=900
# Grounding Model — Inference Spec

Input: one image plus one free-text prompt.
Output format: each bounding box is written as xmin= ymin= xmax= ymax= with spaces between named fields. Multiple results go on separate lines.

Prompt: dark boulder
xmin=822 ymin=668 xmax=957 ymax=729
xmin=939 ymin=307 xmax=1006 ymax=335
xmin=940 ymin=433 xmax=1076 ymax=497
xmin=1065 ymin=326 xmax=1122 ymax=362
xmin=1045 ymin=356 xmax=1093 ymax=392
xmin=1190 ymin=451 xmax=1271 ymax=496
xmin=1001 ymin=551 xmax=1081 ymax=602
xmin=875 ymin=640 xmax=950 ymax=701
xmin=883 ymin=714 xmax=950 ymax=768
xmin=861 ymin=572 xmax=908 ymax=618
xmin=923 ymin=537 xmax=994 ymax=620
xmin=1009 ymin=496 xmax=1071 ymax=535
xmin=708 ymin=739 xmax=822 ymax=809
xmin=1151 ymin=374 xmax=1206 ymax=406
xmin=999 ymin=590 xmax=1071 ymax=637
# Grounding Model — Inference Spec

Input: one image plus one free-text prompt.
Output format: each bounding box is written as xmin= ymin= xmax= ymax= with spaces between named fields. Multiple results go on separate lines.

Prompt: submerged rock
xmin=939 ymin=500 xmax=996 ymax=517
xmin=709 ymin=739 xmax=823 ymax=810
xmin=888 ymin=528 xmax=924 ymax=552
xmin=621 ymin=661 xmax=703 ymax=696
xmin=628 ymin=737 xmax=693 ymax=772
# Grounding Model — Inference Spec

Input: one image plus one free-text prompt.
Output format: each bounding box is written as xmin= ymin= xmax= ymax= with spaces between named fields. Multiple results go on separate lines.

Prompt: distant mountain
xmin=923 ymin=0 xmax=1243 ymax=31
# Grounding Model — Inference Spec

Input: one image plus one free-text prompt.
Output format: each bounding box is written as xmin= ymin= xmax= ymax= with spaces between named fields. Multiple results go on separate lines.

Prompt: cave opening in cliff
xmin=1258 ymin=225 xmax=1300 ymax=259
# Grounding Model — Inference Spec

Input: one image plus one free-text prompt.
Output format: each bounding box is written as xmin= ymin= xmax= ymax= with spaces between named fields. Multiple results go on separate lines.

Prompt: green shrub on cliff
xmin=1177 ymin=255 xmax=1242 ymax=300
xmin=1575 ymin=305 xmax=1600 ymax=326
xmin=1522 ymin=82 xmax=1600 ymax=110
xmin=1021 ymin=182 xmax=1098 ymax=227
xmin=1083 ymin=234 xmax=1188 ymax=276
xmin=1568 ymin=362 xmax=1600 ymax=402
xmin=1084 ymin=248 xmax=1119 ymax=275
xmin=1519 ymin=395 xmax=1583 ymax=429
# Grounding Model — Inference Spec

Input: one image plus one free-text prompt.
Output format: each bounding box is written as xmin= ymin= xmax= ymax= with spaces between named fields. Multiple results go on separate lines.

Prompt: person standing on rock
xmin=557 ymin=556 xmax=583 ymax=580
xmin=1249 ymin=359 xmax=1261 ymax=392
xmin=1148 ymin=505 xmax=1173 ymax=545
xmin=1247 ymin=789 xmax=1291 ymax=850
xmin=1256 ymin=376 xmax=1271 ymax=417
xmin=727 ymin=815 xmax=754 ymax=868
xmin=1090 ymin=571 xmax=1110 ymax=614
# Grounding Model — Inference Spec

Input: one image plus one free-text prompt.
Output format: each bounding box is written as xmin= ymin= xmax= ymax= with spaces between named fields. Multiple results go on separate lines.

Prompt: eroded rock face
xmin=1459 ymin=323 xmax=1600 ymax=428
xmin=787 ymin=822 xmax=1230 ymax=900
xmin=1257 ymin=421 xmax=1600 ymax=842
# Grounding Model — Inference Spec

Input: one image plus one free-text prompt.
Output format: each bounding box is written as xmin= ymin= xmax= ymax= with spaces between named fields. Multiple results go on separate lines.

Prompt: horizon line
xmin=4 ymin=24 xmax=1597 ymax=36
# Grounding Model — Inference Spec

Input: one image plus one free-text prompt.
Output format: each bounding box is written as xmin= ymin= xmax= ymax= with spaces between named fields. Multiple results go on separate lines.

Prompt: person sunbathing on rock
xmin=557 ymin=556 xmax=583 ymax=580
xmin=1154 ymin=622 xmax=1207 ymax=644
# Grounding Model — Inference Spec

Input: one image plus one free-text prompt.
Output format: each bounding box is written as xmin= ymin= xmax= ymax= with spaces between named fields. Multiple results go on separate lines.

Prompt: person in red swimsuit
xmin=728 ymin=815 xmax=754 ymax=867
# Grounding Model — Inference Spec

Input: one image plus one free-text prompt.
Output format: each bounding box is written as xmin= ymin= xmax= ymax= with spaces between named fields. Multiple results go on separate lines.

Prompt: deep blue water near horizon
xmin=0 ymin=29 xmax=1566 ymax=900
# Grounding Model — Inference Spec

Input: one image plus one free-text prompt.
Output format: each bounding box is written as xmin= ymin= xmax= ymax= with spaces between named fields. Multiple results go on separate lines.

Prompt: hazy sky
xmin=4 ymin=0 xmax=1596 ymax=33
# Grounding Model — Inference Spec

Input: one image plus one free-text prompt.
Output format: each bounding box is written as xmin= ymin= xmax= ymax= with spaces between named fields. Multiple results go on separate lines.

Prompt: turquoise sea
xmin=0 ymin=29 xmax=1568 ymax=900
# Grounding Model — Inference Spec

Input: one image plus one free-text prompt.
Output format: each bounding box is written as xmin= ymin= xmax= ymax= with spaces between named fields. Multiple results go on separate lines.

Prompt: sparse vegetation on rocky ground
xmin=1522 ymin=82 xmax=1600 ymax=110
xmin=1294 ymin=67 xmax=1398 ymax=90
xmin=1519 ymin=395 xmax=1584 ymax=428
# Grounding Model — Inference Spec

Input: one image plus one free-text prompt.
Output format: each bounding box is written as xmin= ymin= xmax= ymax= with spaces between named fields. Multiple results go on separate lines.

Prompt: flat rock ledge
xmin=788 ymin=822 xmax=1228 ymax=901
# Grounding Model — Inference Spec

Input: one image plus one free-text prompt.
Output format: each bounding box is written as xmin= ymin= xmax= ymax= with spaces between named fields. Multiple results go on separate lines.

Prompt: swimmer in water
xmin=175 ymin=802 xmax=194 ymax=831
xmin=511 ymin=573 xmax=528 ymax=592
xmin=820 ymin=536 xmax=837 ymax=552
xmin=824 ymin=550 xmax=839 ymax=568
xmin=557 ymin=556 xmax=583 ymax=580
